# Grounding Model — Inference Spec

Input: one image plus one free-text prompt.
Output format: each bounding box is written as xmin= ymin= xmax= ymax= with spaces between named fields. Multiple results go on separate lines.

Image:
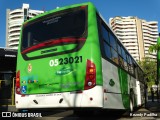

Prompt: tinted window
xmin=109 ymin=33 xmax=117 ymax=50
xmin=119 ymin=56 xmax=124 ymax=68
xmin=111 ymin=48 xmax=118 ymax=64
xmin=118 ymin=43 xmax=122 ymax=55
xmin=124 ymin=59 xmax=128 ymax=71
xmin=128 ymin=56 xmax=134 ymax=74
xmin=121 ymin=47 xmax=126 ymax=60
xmin=102 ymin=25 xmax=109 ymax=43
xmin=128 ymin=56 xmax=132 ymax=64
xmin=104 ymin=42 xmax=111 ymax=58
xmin=22 ymin=8 xmax=86 ymax=50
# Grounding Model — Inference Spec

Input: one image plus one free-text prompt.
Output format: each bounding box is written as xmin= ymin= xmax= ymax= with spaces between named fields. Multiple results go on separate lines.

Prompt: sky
xmin=0 ymin=0 xmax=160 ymax=47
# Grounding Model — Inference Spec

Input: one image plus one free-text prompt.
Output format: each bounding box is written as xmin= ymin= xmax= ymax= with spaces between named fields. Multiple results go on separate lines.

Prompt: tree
xmin=147 ymin=37 xmax=159 ymax=98
xmin=149 ymin=37 xmax=160 ymax=86
xmin=138 ymin=57 xmax=157 ymax=88
xmin=149 ymin=43 xmax=160 ymax=53
xmin=149 ymin=37 xmax=160 ymax=53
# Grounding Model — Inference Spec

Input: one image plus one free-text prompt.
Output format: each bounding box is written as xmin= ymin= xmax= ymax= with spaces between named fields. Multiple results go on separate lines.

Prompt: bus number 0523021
xmin=49 ymin=56 xmax=82 ymax=67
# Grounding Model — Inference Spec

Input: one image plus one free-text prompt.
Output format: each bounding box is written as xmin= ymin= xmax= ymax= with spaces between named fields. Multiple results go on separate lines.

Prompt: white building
xmin=109 ymin=16 xmax=158 ymax=61
xmin=6 ymin=4 xmax=44 ymax=49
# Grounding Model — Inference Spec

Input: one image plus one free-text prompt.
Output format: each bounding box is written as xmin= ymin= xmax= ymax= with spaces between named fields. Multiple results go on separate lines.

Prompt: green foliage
xmin=138 ymin=57 xmax=157 ymax=88
xmin=149 ymin=43 xmax=160 ymax=53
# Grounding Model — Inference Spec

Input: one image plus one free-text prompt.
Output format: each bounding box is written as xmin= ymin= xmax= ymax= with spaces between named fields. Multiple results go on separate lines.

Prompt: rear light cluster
xmin=16 ymin=70 xmax=21 ymax=94
xmin=84 ymin=60 xmax=96 ymax=90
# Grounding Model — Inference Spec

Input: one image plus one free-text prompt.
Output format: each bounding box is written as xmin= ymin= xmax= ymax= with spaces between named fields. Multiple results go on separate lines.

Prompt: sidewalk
xmin=146 ymin=100 xmax=160 ymax=112
xmin=0 ymin=105 xmax=17 ymax=112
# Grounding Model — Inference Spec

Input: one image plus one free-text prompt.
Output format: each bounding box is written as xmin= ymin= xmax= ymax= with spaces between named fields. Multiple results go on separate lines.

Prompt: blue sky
xmin=0 ymin=0 xmax=160 ymax=47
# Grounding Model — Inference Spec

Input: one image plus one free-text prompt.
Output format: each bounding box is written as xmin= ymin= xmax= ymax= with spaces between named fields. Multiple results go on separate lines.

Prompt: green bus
xmin=15 ymin=2 xmax=145 ymax=112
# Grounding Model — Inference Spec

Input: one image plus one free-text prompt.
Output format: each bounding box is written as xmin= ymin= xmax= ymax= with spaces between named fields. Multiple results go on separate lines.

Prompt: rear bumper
xmin=15 ymin=86 xmax=103 ymax=109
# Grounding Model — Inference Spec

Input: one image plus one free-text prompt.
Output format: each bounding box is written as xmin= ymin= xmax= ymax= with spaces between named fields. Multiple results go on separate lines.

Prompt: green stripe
xmin=118 ymin=68 xmax=129 ymax=109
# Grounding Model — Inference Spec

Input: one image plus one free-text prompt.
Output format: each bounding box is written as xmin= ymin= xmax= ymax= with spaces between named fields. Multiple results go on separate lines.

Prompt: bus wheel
xmin=130 ymin=93 xmax=134 ymax=112
xmin=74 ymin=109 xmax=95 ymax=117
xmin=74 ymin=110 xmax=86 ymax=117
xmin=18 ymin=109 xmax=29 ymax=113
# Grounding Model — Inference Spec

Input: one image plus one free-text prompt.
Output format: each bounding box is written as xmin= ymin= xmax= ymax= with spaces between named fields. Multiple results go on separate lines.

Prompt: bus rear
xmin=15 ymin=2 xmax=103 ymax=109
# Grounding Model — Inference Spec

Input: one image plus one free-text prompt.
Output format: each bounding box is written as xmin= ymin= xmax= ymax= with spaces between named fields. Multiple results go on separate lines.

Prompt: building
xmin=6 ymin=4 xmax=44 ymax=49
xmin=109 ymin=16 xmax=158 ymax=61
xmin=0 ymin=48 xmax=17 ymax=109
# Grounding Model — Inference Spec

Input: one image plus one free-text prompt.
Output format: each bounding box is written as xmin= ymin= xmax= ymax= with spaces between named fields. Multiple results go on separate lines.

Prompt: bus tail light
xmin=84 ymin=60 xmax=96 ymax=90
xmin=80 ymin=5 xmax=87 ymax=9
xmin=16 ymin=70 xmax=21 ymax=94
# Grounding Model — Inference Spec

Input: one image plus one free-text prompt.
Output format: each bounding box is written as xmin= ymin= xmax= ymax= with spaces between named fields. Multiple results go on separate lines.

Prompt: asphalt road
xmin=1 ymin=100 xmax=160 ymax=120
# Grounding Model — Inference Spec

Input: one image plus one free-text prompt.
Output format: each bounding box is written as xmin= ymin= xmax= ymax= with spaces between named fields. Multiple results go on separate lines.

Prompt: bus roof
xmin=23 ymin=2 xmax=94 ymax=24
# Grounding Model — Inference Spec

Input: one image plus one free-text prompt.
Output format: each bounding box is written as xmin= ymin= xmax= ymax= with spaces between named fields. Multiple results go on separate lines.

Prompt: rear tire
xmin=130 ymin=98 xmax=133 ymax=112
xmin=18 ymin=109 xmax=29 ymax=113
xmin=74 ymin=109 xmax=99 ymax=117
xmin=74 ymin=110 xmax=88 ymax=117
xmin=130 ymin=92 xmax=134 ymax=112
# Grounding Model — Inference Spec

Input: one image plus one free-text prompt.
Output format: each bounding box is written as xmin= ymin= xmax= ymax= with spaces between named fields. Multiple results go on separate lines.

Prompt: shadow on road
xmin=59 ymin=110 xmax=132 ymax=120
xmin=145 ymin=101 xmax=160 ymax=112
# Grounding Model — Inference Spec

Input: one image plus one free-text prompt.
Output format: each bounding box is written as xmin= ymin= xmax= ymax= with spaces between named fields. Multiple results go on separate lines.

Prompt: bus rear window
xmin=22 ymin=7 xmax=87 ymax=51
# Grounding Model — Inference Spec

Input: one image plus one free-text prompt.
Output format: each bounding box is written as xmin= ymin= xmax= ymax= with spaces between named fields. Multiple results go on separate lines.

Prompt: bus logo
xmin=109 ymin=79 xmax=115 ymax=87
xmin=28 ymin=63 xmax=32 ymax=72
xmin=56 ymin=67 xmax=74 ymax=75
xmin=21 ymin=86 xmax=27 ymax=94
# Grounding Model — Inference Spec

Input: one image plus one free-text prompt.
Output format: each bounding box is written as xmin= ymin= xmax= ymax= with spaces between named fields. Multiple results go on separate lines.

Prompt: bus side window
xmin=100 ymin=19 xmax=119 ymax=65
xmin=128 ymin=56 xmax=131 ymax=73
xmin=128 ymin=56 xmax=134 ymax=75
xmin=101 ymin=22 xmax=112 ymax=60
xmin=101 ymin=25 xmax=110 ymax=43
xmin=117 ymin=43 xmax=124 ymax=68
xmin=124 ymin=59 xmax=128 ymax=71
xmin=135 ymin=63 xmax=139 ymax=79
xmin=131 ymin=59 xmax=135 ymax=75
xmin=121 ymin=47 xmax=126 ymax=60
xmin=109 ymin=33 xmax=117 ymax=51
xmin=124 ymin=54 xmax=129 ymax=71
xmin=103 ymin=42 xmax=111 ymax=59
xmin=117 ymin=43 xmax=122 ymax=55
xmin=137 ymin=68 xmax=141 ymax=80
xmin=121 ymin=47 xmax=128 ymax=71
xmin=111 ymin=48 xmax=119 ymax=64
xmin=119 ymin=56 xmax=124 ymax=68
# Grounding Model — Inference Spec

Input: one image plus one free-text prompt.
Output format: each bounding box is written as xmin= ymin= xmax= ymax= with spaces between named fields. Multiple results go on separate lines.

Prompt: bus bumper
xmin=15 ymin=86 xmax=103 ymax=109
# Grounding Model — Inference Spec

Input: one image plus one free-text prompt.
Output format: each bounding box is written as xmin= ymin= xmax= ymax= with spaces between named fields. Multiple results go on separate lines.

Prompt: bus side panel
xmin=118 ymin=69 xmax=130 ymax=109
xmin=102 ymin=58 xmax=125 ymax=109
xmin=136 ymin=81 xmax=141 ymax=106
xmin=136 ymin=81 xmax=145 ymax=106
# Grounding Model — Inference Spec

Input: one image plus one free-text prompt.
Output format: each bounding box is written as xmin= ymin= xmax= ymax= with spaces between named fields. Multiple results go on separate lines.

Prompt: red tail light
xmin=16 ymin=70 xmax=21 ymax=94
xmin=80 ymin=5 xmax=87 ymax=9
xmin=84 ymin=60 xmax=96 ymax=90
